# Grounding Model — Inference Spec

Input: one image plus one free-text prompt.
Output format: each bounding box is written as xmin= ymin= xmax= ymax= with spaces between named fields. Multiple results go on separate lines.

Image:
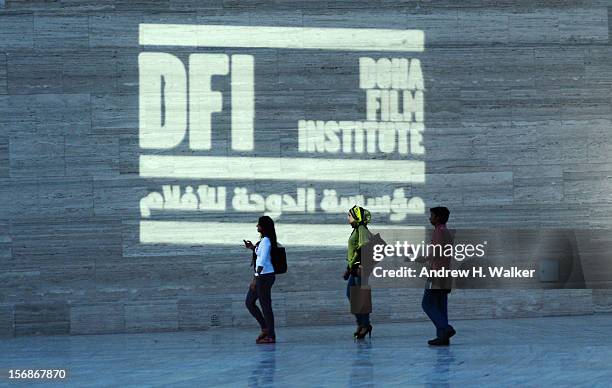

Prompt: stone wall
xmin=0 ymin=0 xmax=611 ymax=336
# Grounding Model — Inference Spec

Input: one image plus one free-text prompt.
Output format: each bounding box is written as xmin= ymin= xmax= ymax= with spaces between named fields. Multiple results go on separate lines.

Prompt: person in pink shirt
xmin=419 ymin=207 xmax=456 ymax=346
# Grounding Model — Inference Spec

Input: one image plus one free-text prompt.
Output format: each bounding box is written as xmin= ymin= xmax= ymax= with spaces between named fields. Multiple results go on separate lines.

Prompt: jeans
xmin=421 ymin=289 xmax=450 ymax=338
xmin=346 ymin=274 xmax=370 ymax=327
xmin=245 ymin=273 xmax=276 ymax=337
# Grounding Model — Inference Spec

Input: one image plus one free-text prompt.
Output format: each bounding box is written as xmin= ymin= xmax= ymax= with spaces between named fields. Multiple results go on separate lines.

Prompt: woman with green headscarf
xmin=343 ymin=205 xmax=372 ymax=339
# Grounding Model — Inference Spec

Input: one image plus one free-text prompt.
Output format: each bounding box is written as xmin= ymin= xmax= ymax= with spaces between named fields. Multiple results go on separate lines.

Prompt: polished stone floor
xmin=1 ymin=314 xmax=612 ymax=387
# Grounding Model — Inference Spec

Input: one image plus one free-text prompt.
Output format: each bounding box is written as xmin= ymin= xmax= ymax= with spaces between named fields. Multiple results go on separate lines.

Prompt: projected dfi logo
xmin=138 ymin=24 xmax=426 ymax=183
xmin=139 ymin=53 xmax=254 ymax=151
xmin=137 ymin=24 xmax=427 ymax=246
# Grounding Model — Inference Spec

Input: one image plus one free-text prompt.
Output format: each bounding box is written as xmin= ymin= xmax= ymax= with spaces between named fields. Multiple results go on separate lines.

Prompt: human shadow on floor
xmin=248 ymin=346 xmax=277 ymax=388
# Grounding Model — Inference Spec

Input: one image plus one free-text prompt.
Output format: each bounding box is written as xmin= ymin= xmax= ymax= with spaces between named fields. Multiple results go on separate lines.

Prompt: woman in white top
xmin=243 ymin=216 xmax=277 ymax=344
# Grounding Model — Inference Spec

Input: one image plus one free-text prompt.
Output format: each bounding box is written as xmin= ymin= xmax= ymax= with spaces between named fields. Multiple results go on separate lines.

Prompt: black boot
xmin=445 ymin=325 xmax=456 ymax=339
xmin=428 ymin=337 xmax=449 ymax=346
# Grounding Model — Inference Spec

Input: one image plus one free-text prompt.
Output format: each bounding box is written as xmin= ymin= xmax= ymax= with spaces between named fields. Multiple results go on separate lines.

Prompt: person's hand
xmin=250 ymin=278 xmax=257 ymax=291
xmin=243 ymin=240 xmax=254 ymax=250
xmin=343 ymin=269 xmax=350 ymax=280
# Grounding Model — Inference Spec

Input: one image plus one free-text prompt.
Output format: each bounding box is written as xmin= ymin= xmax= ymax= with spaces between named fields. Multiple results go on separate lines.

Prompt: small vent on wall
xmin=210 ymin=314 xmax=220 ymax=327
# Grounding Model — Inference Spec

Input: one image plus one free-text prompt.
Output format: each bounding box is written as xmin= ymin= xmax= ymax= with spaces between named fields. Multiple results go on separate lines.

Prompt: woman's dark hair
xmin=258 ymin=215 xmax=278 ymax=247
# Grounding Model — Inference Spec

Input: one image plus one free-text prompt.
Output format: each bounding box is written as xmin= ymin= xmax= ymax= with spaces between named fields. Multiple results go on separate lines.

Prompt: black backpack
xmin=251 ymin=241 xmax=287 ymax=274
xmin=271 ymin=244 xmax=287 ymax=274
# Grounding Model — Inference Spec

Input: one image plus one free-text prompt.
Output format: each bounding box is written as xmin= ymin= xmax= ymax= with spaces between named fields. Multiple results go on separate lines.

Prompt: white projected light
xmin=138 ymin=24 xmax=426 ymax=246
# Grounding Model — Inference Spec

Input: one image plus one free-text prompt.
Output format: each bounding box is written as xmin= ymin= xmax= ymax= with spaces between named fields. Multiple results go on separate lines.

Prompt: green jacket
xmin=347 ymin=224 xmax=370 ymax=270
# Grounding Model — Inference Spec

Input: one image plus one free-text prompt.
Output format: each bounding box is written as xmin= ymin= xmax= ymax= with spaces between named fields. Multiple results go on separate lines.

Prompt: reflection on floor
xmin=2 ymin=314 xmax=612 ymax=387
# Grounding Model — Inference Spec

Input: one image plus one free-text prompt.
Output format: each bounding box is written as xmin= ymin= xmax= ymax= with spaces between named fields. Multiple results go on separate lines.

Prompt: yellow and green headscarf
xmin=349 ymin=205 xmax=371 ymax=226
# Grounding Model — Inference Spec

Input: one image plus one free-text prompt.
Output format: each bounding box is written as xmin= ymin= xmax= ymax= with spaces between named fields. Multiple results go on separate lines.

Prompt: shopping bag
xmin=350 ymin=285 xmax=372 ymax=314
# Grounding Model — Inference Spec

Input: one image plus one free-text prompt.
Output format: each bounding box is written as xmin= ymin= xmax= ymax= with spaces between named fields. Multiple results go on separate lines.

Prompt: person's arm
xmin=416 ymin=229 xmax=442 ymax=264
xmin=255 ymin=238 xmax=271 ymax=275
xmin=348 ymin=241 xmax=360 ymax=270
xmin=414 ymin=248 xmax=428 ymax=263
xmin=356 ymin=225 xmax=372 ymax=269
xmin=357 ymin=225 xmax=370 ymax=251
xmin=411 ymin=231 xmax=431 ymax=264
xmin=348 ymin=226 xmax=370 ymax=270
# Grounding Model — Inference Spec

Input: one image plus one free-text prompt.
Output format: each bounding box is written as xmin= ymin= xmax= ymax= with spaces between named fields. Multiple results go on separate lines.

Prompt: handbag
xmin=350 ymin=285 xmax=372 ymax=314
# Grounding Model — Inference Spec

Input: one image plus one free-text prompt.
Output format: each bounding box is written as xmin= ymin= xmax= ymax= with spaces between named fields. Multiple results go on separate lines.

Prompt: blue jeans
xmin=346 ymin=274 xmax=370 ymax=326
xmin=421 ymin=289 xmax=449 ymax=338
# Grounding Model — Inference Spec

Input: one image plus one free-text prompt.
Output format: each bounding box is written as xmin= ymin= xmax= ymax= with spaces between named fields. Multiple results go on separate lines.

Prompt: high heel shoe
xmin=356 ymin=324 xmax=372 ymax=339
xmin=256 ymin=335 xmax=276 ymax=344
xmin=256 ymin=329 xmax=269 ymax=342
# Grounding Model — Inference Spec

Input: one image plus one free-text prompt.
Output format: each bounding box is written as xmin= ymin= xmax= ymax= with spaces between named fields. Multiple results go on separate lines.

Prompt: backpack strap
xmin=250 ymin=241 xmax=260 ymax=269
